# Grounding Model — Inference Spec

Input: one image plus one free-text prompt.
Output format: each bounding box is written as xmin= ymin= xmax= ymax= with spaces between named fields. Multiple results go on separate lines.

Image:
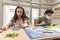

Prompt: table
xmin=24 ymin=26 xmax=60 ymax=40
xmin=0 ymin=26 xmax=60 ymax=40
xmin=0 ymin=29 xmax=30 ymax=40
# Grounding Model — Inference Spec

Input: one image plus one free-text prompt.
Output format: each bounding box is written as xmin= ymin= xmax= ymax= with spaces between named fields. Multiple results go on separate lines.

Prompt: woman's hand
xmin=19 ymin=24 xmax=26 ymax=28
xmin=20 ymin=23 xmax=31 ymax=28
xmin=1 ymin=27 xmax=6 ymax=31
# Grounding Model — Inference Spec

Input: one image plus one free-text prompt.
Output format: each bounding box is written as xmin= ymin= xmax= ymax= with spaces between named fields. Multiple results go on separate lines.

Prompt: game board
xmin=24 ymin=26 xmax=60 ymax=39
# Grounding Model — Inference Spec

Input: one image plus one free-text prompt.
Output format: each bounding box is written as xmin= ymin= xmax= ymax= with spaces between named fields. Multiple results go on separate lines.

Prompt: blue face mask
xmin=46 ymin=15 xmax=51 ymax=19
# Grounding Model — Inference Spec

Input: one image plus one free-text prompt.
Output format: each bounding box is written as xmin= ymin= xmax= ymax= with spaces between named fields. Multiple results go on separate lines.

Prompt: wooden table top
xmin=0 ymin=29 xmax=30 ymax=40
xmin=0 ymin=26 xmax=60 ymax=40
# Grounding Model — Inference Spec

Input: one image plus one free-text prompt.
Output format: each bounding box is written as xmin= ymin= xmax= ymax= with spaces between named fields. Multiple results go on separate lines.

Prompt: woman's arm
xmin=1 ymin=21 xmax=14 ymax=31
xmin=27 ymin=20 xmax=31 ymax=27
xmin=7 ymin=21 xmax=14 ymax=28
xmin=1 ymin=26 xmax=7 ymax=31
xmin=23 ymin=20 xmax=31 ymax=27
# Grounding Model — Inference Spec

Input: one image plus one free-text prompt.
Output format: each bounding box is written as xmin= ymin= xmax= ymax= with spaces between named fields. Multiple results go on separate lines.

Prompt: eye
xmin=20 ymin=11 xmax=23 ymax=13
xmin=17 ymin=11 xmax=20 ymax=13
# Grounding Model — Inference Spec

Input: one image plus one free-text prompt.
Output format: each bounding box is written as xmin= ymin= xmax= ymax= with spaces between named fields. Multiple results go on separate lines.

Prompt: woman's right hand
xmin=1 ymin=27 xmax=6 ymax=31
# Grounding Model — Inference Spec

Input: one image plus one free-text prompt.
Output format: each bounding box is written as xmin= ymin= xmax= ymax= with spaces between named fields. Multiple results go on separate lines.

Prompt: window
xmin=3 ymin=5 xmax=17 ymax=25
xmin=40 ymin=8 xmax=47 ymax=16
xmin=23 ymin=7 xmax=30 ymax=19
xmin=32 ymin=8 xmax=39 ymax=27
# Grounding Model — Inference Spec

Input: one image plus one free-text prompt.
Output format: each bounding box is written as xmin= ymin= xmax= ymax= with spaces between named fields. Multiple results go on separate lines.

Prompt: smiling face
xmin=16 ymin=8 xmax=23 ymax=18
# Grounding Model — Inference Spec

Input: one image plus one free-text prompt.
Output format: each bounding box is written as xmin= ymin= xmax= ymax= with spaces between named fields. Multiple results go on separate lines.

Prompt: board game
xmin=24 ymin=26 xmax=60 ymax=39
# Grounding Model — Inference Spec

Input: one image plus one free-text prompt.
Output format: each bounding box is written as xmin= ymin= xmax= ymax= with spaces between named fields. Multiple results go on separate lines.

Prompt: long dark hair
xmin=11 ymin=6 xmax=29 ymax=23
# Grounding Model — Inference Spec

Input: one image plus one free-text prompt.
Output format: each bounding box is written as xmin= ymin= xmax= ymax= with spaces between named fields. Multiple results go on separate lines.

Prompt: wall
xmin=53 ymin=4 xmax=60 ymax=10
xmin=52 ymin=4 xmax=60 ymax=25
xmin=0 ymin=0 xmax=3 ymax=27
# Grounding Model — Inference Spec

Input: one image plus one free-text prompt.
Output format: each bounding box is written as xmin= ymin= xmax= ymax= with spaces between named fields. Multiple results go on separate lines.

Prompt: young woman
xmin=2 ymin=6 xmax=31 ymax=31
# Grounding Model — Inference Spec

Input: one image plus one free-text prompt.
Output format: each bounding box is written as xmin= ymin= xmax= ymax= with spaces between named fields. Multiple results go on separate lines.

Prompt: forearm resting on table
xmin=50 ymin=23 xmax=57 ymax=26
xmin=35 ymin=23 xmax=44 ymax=26
xmin=1 ymin=24 xmax=12 ymax=31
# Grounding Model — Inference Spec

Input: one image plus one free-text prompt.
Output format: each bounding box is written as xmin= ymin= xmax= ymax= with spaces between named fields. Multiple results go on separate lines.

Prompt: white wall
xmin=53 ymin=0 xmax=60 ymax=4
xmin=0 ymin=0 xmax=3 ymax=27
xmin=52 ymin=4 xmax=60 ymax=25
xmin=53 ymin=4 xmax=60 ymax=10
xmin=3 ymin=5 xmax=16 ymax=25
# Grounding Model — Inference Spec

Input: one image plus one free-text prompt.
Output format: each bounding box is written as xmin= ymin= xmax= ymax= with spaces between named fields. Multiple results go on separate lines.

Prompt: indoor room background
xmin=0 ymin=0 xmax=60 ymax=27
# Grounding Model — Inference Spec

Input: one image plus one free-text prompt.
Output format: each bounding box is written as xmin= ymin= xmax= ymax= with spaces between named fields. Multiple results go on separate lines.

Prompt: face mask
xmin=46 ymin=15 xmax=51 ymax=19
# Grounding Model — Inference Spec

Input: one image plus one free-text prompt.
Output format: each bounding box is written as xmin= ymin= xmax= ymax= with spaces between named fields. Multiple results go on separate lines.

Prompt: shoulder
xmin=38 ymin=16 xmax=44 ymax=19
xmin=24 ymin=16 xmax=29 ymax=20
xmin=24 ymin=18 xmax=30 ymax=23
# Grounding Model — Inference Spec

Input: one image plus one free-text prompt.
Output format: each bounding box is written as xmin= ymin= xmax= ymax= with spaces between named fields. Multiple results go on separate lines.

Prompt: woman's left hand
xmin=19 ymin=23 xmax=31 ymax=28
xmin=19 ymin=23 xmax=27 ymax=28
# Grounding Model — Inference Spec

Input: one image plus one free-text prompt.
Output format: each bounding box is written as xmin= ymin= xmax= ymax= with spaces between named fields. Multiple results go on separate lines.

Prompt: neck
xmin=18 ymin=17 xmax=22 ymax=20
